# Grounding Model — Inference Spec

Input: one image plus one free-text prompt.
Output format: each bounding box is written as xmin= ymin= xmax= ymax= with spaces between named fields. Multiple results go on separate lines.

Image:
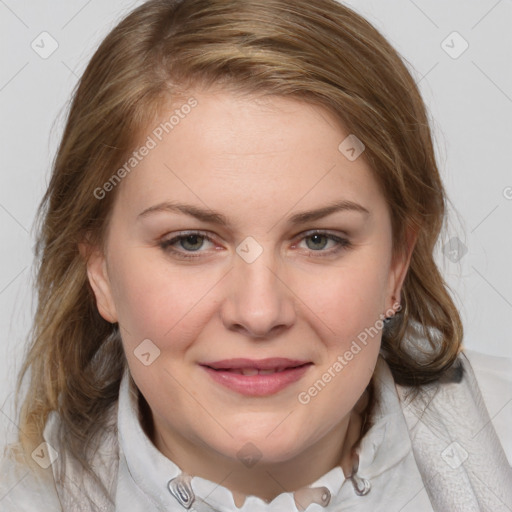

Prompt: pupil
xmin=182 ymin=235 xmax=203 ymax=251
xmin=307 ymin=234 xmax=327 ymax=250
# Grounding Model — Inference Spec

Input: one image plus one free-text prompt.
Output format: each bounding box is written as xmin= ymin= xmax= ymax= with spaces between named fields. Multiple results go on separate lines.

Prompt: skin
xmin=85 ymin=88 xmax=416 ymax=503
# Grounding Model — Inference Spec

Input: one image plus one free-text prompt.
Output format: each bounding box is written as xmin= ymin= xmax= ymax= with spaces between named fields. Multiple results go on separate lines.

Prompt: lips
xmin=200 ymin=358 xmax=312 ymax=396
xmin=201 ymin=357 xmax=310 ymax=372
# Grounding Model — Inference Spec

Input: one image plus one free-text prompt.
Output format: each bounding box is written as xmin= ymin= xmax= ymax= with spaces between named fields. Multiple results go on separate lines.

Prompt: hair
xmin=15 ymin=0 xmax=463 ymax=504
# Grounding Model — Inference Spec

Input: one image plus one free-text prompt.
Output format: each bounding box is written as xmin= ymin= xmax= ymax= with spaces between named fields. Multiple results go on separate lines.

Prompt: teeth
xmin=241 ymin=368 xmax=259 ymax=376
xmin=238 ymin=368 xmax=287 ymax=375
xmin=217 ymin=366 xmax=298 ymax=375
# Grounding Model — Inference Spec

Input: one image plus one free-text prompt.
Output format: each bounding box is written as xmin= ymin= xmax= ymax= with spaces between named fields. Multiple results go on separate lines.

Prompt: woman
xmin=1 ymin=0 xmax=511 ymax=510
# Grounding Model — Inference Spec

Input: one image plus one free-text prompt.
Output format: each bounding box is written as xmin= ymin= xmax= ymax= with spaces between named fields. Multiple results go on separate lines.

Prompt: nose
xmin=220 ymin=251 xmax=296 ymax=339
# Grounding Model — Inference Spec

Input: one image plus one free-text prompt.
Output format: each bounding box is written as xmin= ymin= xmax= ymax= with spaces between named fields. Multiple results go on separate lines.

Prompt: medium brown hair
xmin=16 ymin=0 xmax=463 ymax=503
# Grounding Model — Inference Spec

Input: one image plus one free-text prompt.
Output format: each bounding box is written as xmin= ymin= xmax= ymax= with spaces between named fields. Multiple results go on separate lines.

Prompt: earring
xmin=383 ymin=295 xmax=401 ymax=324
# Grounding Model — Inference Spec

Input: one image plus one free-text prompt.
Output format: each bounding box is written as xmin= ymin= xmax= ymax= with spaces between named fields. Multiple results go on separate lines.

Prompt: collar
xmin=116 ymin=354 xmax=413 ymax=511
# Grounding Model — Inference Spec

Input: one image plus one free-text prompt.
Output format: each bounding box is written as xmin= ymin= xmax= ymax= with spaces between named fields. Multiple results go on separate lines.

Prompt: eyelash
xmin=159 ymin=230 xmax=352 ymax=260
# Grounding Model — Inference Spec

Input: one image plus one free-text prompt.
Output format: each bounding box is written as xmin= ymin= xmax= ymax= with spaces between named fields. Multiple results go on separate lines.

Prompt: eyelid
xmin=159 ymin=230 xmax=216 ymax=249
xmin=292 ymin=228 xmax=350 ymax=243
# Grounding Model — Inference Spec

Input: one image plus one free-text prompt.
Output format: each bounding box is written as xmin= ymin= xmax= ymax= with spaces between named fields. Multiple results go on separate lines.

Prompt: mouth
xmin=208 ymin=366 xmax=303 ymax=375
xmin=199 ymin=358 xmax=313 ymax=396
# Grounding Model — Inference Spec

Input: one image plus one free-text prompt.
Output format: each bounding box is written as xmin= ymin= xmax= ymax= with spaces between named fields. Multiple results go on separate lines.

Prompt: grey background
xmin=1 ymin=0 xmax=511 ymax=446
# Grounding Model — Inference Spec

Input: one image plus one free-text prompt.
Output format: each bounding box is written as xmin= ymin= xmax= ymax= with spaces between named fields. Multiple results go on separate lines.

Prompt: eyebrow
xmin=137 ymin=199 xmax=370 ymax=226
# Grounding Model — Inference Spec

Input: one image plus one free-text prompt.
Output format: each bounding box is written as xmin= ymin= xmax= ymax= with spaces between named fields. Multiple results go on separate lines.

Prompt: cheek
xmin=292 ymin=262 xmax=386 ymax=433
xmin=107 ymin=247 xmax=217 ymax=353
xmin=296 ymin=253 xmax=390 ymax=347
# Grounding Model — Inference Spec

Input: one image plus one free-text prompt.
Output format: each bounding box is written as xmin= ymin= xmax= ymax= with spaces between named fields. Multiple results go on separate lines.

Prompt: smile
xmin=200 ymin=358 xmax=313 ymax=396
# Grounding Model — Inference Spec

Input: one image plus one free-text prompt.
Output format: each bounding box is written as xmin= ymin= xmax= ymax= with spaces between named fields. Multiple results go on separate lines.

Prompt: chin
xmin=215 ymin=429 xmax=309 ymax=465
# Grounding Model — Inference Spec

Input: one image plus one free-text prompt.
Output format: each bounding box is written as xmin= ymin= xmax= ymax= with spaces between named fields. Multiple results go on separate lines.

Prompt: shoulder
xmin=0 ymin=442 xmax=62 ymax=511
xmin=0 ymin=403 xmax=119 ymax=511
xmin=462 ymin=348 xmax=512 ymax=465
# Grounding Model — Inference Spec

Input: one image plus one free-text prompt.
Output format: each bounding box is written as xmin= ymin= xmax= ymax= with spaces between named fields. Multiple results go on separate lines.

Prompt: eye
xmin=159 ymin=229 xmax=352 ymax=260
xmin=159 ymin=231 xmax=216 ymax=259
xmin=295 ymin=231 xmax=352 ymax=257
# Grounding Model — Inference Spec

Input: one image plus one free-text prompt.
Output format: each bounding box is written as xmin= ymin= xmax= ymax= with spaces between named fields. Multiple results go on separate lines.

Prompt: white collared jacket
xmin=1 ymin=349 xmax=511 ymax=511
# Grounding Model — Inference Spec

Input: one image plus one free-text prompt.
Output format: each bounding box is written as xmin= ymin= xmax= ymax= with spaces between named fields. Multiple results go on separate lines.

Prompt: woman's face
xmin=87 ymin=89 xmax=413 ymax=468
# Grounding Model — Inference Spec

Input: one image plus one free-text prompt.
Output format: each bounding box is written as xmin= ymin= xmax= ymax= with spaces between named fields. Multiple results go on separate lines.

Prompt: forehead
xmin=113 ymin=90 xmax=386 ymax=220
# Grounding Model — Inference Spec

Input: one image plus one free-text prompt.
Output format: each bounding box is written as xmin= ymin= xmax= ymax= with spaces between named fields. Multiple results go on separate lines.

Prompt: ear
xmin=79 ymin=242 xmax=118 ymax=323
xmin=386 ymin=224 xmax=418 ymax=312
